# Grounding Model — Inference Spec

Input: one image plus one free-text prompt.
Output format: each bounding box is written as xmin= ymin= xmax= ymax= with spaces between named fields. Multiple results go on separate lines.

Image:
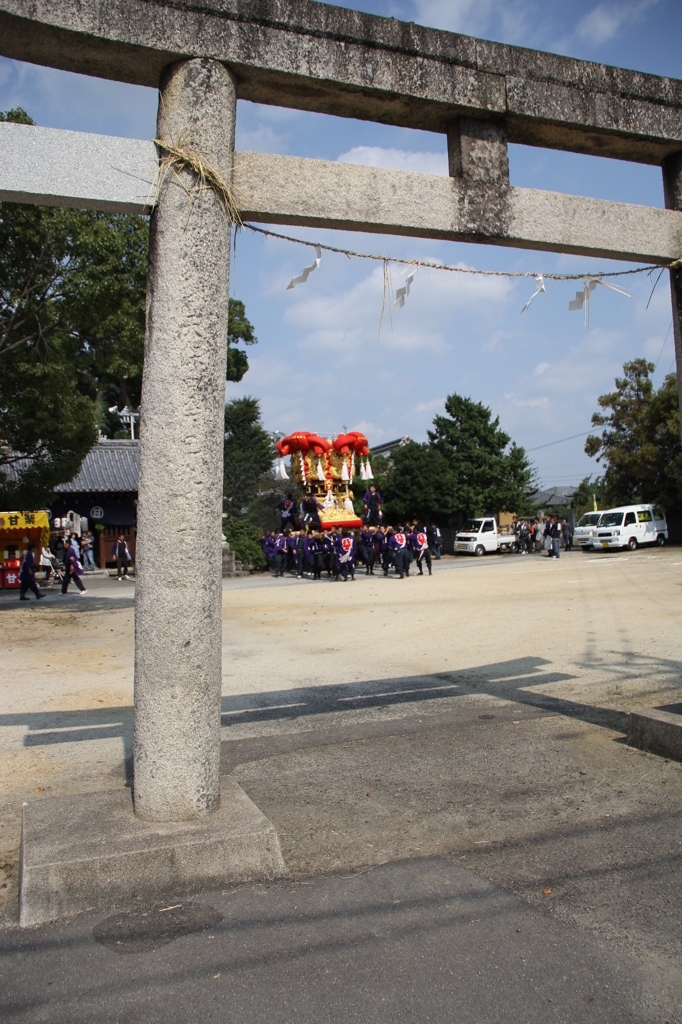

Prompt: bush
xmin=224 ymin=517 xmax=266 ymax=569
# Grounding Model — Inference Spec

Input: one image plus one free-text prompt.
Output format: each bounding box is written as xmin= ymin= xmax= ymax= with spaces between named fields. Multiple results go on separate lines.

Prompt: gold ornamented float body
xmin=274 ymin=431 xmax=373 ymax=530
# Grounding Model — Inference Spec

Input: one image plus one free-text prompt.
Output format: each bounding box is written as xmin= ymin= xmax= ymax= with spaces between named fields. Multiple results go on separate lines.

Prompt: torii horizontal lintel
xmin=0 ymin=0 xmax=681 ymax=164
xmin=1 ymin=122 xmax=680 ymax=265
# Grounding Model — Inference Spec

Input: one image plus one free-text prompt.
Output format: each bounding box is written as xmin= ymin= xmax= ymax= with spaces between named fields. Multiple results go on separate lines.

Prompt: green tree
xmin=1 ymin=107 xmax=260 ymax=504
xmin=428 ymin=394 xmax=536 ymax=516
xmin=383 ymin=442 xmax=454 ymax=522
xmin=571 ymin=475 xmax=606 ymax=517
xmin=224 ymin=516 xmax=267 ymax=568
xmin=226 ymin=298 xmax=258 ymax=383
xmin=223 ymin=396 xmax=274 ymax=517
xmin=0 ymin=110 xmax=99 ymax=506
xmin=585 ymin=359 xmax=682 ymax=509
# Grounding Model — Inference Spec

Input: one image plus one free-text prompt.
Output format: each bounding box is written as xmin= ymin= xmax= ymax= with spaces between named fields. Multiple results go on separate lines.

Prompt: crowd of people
xmin=508 ymin=515 xmax=574 ymax=558
xmin=261 ymin=523 xmax=443 ymax=581
xmin=263 ymin=485 xmax=443 ymax=581
xmin=14 ymin=531 xmax=133 ymax=601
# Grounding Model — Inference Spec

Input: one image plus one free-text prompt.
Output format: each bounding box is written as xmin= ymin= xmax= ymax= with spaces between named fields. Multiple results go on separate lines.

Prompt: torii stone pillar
xmin=133 ymin=58 xmax=235 ymax=821
xmin=663 ymin=152 xmax=682 ymax=440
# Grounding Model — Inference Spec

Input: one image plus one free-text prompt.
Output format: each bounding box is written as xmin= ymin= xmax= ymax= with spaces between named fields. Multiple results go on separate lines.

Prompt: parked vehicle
xmin=454 ymin=517 xmax=518 ymax=556
xmin=573 ymin=512 xmax=603 ymax=550
xmin=592 ymin=505 xmax=668 ymax=551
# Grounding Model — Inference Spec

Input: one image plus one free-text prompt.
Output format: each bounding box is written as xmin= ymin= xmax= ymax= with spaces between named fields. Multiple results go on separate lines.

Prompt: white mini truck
xmin=573 ymin=512 xmax=602 ymax=550
xmin=454 ymin=518 xmax=518 ymax=556
xmin=592 ymin=505 xmax=668 ymax=551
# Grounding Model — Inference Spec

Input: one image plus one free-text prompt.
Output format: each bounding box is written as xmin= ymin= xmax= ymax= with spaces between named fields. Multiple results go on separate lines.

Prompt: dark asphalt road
xmin=0 ymin=857 xmax=665 ymax=1023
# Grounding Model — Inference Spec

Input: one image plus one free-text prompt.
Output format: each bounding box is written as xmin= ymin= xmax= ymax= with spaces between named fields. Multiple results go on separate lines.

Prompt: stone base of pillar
xmin=19 ymin=777 xmax=285 ymax=927
xmin=222 ymin=542 xmax=245 ymax=577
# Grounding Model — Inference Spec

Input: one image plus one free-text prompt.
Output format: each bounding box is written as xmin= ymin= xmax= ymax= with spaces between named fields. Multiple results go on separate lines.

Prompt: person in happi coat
xmin=362 ymin=485 xmax=383 ymax=527
xmin=402 ymin=525 xmax=413 ymax=576
xmin=335 ymin=529 xmax=356 ymax=582
xmin=359 ymin=526 xmax=376 ymax=575
xmin=411 ymin=526 xmax=432 ymax=576
xmin=309 ymin=532 xmax=325 ymax=580
xmin=273 ymin=531 xmax=288 ymax=577
xmin=325 ymin=528 xmax=339 ymax=579
xmin=388 ymin=527 xmax=408 ymax=579
xmin=19 ymin=543 xmax=45 ymax=601
xmin=261 ymin=531 xmax=276 ymax=570
xmin=277 ymin=493 xmax=298 ymax=531
xmin=286 ymin=529 xmax=300 ymax=573
xmin=301 ymin=492 xmax=323 ymax=531
xmin=380 ymin=527 xmax=392 ymax=575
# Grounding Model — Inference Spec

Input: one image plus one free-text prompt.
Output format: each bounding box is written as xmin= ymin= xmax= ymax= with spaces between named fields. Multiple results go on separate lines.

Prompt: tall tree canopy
xmin=0 ymin=107 xmax=258 ymax=507
xmin=384 ymin=393 xmax=536 ymax=521
xmin=223 ymin=396 xmax=274 ymax=517
xmin=585 ymin=358 xmax=682 ymax=509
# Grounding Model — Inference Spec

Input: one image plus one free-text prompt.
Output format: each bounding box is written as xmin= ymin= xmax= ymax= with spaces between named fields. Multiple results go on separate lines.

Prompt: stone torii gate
xmin=1 ymin=0 xmax=682 ymax=922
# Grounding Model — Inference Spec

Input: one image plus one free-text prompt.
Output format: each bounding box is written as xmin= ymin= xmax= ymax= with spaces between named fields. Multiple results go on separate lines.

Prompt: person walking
xmin=562 ymin=518 xmax=573 ymax=552
xmin=19 ymin=544 xmax=45 ymax=601
xmin=61 ymin=543 xmax=87 ymax=595
xmin=412 ymin=526 xmax=432 ymax=576
xmin=429 ymin=524 xmax=442 ymax=560
xmin=550 ymin=516 xmax=562 ymax=559
xmin=112 ymin=535 xmax=132 ymax=580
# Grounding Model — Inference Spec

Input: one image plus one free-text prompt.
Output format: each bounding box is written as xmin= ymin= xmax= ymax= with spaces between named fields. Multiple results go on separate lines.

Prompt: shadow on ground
xmin=4 ymin=652 xmax=682 ymax=786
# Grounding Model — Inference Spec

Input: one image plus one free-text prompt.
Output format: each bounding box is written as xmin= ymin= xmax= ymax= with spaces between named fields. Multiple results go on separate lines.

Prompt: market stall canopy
xmin=0 ymin=510 xmax=50 ymax=546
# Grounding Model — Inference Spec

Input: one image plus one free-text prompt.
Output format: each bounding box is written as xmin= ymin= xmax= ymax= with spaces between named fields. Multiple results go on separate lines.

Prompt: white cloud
xmin=413 ymin=397 xmax=446 ymax=414
xmin=336 ymin=145 xmax=448 ymax=176
xmin=533 ymin=361 xmax=551 ymax=375
xmin=409 ymin=0 xmax=531 ymax=42
xmin=236 ymin=124 xmax=288 ymax=154
xmin=575 ymin=0 xmax=661 ymax=45
xmin=283 ymin=260 xmax=512 ymax=357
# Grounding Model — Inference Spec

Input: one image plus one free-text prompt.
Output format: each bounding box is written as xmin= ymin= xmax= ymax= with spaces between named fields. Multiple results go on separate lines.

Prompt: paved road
xmin=0 ymin=857 xmax=662 ymax=1023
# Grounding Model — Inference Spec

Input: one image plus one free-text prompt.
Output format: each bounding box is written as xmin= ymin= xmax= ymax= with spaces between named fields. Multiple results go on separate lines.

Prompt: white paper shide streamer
xmin=275 ymin=458 xmax=289 ymax=480
xmin=520 ymin=274 xmax=545 ymax=314
xmin=568 ymin=276 xmax=630 ymax=327
xmin=287 ymin=246 xmax=322 ymax=290
xmin=394 ymin=269 xmax=416 ymax=309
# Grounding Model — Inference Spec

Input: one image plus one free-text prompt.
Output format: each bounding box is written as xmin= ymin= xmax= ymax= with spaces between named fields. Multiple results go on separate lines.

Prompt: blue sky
xmin=1 ymin=0 xmax=680 ymax=487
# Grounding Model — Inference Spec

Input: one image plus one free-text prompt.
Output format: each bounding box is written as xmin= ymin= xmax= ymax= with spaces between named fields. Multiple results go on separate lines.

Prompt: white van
xmin=573 ymin=511 xmax=602 ymax=550
xmin=592 ymin=505 xmax=668 ymax=551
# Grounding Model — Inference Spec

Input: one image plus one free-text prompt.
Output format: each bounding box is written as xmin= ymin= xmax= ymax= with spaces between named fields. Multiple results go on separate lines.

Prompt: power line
xmin=527 ymin=430 xmax=591 ymax=452
xmin=654 ymin=320 xmax=673 ymax=371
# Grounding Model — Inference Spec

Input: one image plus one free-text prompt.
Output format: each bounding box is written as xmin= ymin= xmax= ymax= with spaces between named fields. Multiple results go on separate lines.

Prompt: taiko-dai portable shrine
xmin=274 ymin=431 xmax=374 ymax=530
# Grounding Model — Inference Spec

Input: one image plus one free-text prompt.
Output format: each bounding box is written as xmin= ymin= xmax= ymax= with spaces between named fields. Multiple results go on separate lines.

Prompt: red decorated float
xmin=274 ymin=431 xmax=374 ymax=530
